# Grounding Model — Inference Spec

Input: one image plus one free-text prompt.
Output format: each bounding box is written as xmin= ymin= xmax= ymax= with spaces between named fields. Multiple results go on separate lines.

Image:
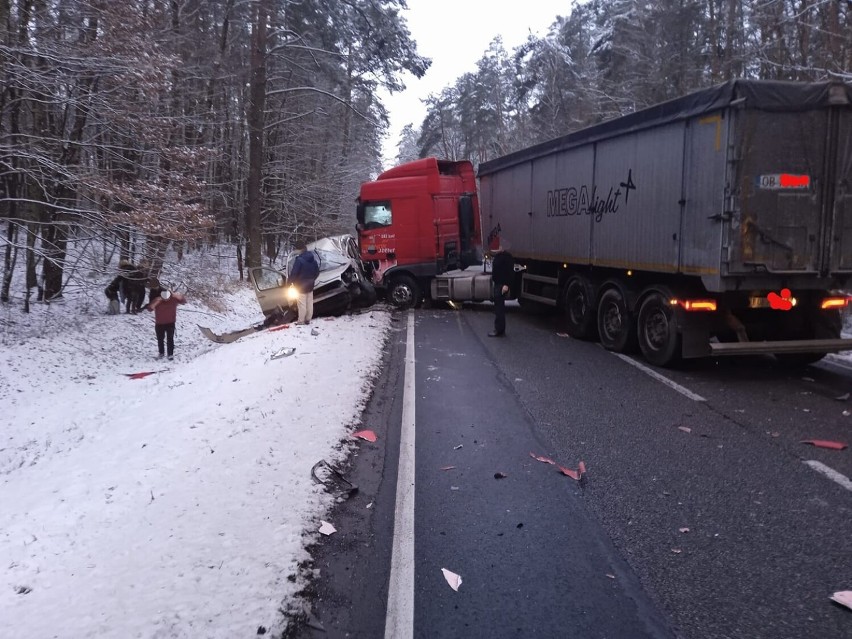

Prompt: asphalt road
xmin=288 ymin=304 xmax=852 ymax=639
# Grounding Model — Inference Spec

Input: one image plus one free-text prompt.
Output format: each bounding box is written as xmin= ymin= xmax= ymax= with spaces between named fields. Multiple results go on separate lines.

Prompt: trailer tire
xmin=562 ymin=276 xmax=598 ymax=340
xmin=637 ymin=292 xmax=681 ymax=367
xmin=387 ymin=274 xmax=421 ymax=309
xmin=597 ymin=286 xmax=636 ymax=353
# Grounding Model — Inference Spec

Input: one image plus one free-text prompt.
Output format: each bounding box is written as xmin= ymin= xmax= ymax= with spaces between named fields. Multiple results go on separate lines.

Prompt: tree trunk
xmin=244 ymin=0 xmax=269 ymax=269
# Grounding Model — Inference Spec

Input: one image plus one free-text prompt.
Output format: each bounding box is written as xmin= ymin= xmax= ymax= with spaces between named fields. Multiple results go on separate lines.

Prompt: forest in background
xmin=1 ymin=0 xmax=851 ymax=311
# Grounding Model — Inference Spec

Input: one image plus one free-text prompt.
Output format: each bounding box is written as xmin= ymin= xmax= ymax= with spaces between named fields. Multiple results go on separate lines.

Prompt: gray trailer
xmin=477 ymin=80 xmax=852 ymax=366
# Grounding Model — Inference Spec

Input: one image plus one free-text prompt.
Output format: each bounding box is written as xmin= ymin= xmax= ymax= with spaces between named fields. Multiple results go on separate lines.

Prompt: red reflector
xmin=779 ymin=174 xmax=810 ymax=188
xmin=821 ymin=297 xmax=850 ymax=310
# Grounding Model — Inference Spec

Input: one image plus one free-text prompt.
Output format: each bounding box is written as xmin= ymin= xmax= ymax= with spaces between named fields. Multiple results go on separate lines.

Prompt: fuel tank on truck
xmin=478 ymin=79 xmax=852 ymax=294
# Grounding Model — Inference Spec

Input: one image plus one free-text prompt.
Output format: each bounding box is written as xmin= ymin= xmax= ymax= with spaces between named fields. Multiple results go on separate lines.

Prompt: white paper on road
xmin=319 ymin=521 xmax=337 ymax=536
xmin=442 ymin=568 xmax=463 ymax=592
xmin=830 ymin=591 xmax=852 ymax=610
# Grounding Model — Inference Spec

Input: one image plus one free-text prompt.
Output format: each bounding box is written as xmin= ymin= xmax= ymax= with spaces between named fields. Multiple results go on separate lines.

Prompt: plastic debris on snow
xmin=268 ymin=324 xmax=290 ymax=332
xmin=440 ymin=466 xmax=456 ymax=471
xmin=352 ymin=430 xmax=377 ymax=443
xmin=318 ymin=521 xmax=336 ymax=536
xmin=830 ymin=591 xmax=852 ymax=611
xmin=800 ymin=439 xmax=848 ymax=451
xmin=270 ymin=346 xmax=296 ymax=360
xmin=441 ymin=568 xmax=463 ymax=592
xmin=124 ymin=370 xmax=167 ymax=380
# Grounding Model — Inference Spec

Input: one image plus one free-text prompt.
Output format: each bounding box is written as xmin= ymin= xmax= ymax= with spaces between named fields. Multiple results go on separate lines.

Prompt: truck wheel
xmin=562 ymin=276 xmax=597 ymax=339
xmin=388 ymin=275 xmax=420 ymax=309
xmin=637 ymin=292 xmax=681 ymax=367
xmin=597 ymin=287 xmax=636 ymax=352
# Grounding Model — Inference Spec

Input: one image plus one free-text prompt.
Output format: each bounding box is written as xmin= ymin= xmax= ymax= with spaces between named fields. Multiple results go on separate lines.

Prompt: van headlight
xmin=286 ymin=285 xmax=299 ymax=302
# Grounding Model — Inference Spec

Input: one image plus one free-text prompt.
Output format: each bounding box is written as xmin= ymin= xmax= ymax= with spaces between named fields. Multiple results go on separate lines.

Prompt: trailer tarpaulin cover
xmin=478 ymin=80 xmax=852 ymax=177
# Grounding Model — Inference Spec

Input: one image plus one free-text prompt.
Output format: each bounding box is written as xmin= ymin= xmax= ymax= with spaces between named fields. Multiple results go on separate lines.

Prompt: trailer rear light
xmin=821 ymin=296 xmax=851 ymax=310
xmin=669 ymin=299 xmax=717 ymax=312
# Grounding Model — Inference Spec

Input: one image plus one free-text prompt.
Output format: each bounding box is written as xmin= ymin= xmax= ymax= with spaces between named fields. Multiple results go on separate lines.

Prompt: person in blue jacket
xmin=289 ymin=239 xmax=320 ymax=325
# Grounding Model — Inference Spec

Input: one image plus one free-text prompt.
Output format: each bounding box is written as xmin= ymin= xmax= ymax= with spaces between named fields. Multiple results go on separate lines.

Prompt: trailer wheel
xmin=597 ymin=287 xmax=636 ymax=353
xmin=388 ymin=274 xmax=421 ymax=309
xmin=562 ymin=276 xmax=597 ymax=340
xmin=637 ymin=292 xmax=681 ymax=367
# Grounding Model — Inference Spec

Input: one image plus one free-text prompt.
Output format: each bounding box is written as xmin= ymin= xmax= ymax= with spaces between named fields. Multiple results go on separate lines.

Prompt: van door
xmin=248 ymin=266 xmax=290 ymax=316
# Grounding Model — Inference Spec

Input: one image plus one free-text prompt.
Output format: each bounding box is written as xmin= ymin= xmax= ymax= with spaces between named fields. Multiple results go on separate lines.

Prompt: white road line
xmin=803 ymin=460 xmax=852 ymax=493
xmin=613 ymin=353 xmax=707 ymax=402
xmin=384 ymin=313 xmax=416 ymax=639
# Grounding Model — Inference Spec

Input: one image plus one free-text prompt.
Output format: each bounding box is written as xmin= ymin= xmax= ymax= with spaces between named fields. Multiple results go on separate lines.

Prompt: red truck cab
xmin=356 ymin=157 xmax=482 ymax=307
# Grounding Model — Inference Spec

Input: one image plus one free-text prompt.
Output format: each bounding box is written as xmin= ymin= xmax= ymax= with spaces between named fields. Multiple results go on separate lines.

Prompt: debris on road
xmin=679 ymin=527 xmax=690 ymax=533
xmin=800 ymin=439 xmax=848 ymax=451
xmin=318 ymin=521 xmax=336 ymax=536
xmin=671 ymin=548 xmax=682 ymax=554
xmin=556 ymin=333 xmax=570 ymax=338
xmin=494 ymin=472 xmax=507 ymax=479
xmin=558 ymin=461 xmax=587 ymax=481
xmin=310 ymin=459 xmax=358 ymax=497
xmin=529 ymin=452 xmax=555 ymax=464
xmin=678 ymin=426 xmax=692 ymax=434
xmin=352 ymin=430 xmax=377 ymax=442
xmin=441 ymin=568 xmax=463 ymax=592
xmin=835 ymin=392 xmax=850 ymax=401
xmin=605 ymin=574 xmax=616 ymax=579
xmin=440 ymin=466 xmax=456 ymax=471
xmin=830 ymin=591 xmax=852 ymax=611
xmin=454 ymin=444 xmax=464 ymax=450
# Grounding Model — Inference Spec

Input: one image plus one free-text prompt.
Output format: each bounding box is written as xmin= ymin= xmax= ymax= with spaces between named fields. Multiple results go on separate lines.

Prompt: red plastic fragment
xmin=529 ymin=452 xmax=555 ymax=465
xmin=578 ymin=461 xmax=587 ymax=476
xmin=558 ymin=466 xmax=579 ymax=480
xmin=352 ymin=430 xmax=377 ymax=443
xmin=124 ymin=371 xmax=162 ymax=379
xmin=800 ymin=439 xmax=847 ymax=451
xmin=268 ymin=324 xmax=290 ymax=332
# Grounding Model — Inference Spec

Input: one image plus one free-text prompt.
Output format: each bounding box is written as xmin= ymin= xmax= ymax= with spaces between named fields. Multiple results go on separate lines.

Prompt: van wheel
xmin=562 ymin=276 xmax=597 ymax=339
xmin=597 ymin=287 xmax=636 ymax=352
xmin=388 ymin=275 xmax=420 ymax=309
xmin=637 ymin=292 xmax=681 ymax=367
xmin=356 ymin=281 xmax=378 ymax=308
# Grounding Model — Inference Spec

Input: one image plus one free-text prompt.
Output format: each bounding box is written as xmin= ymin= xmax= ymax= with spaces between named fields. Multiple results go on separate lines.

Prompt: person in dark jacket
xmin=289 ymin=240 xmax=320 ymax=325
xmin=141 ymin=278 xmax=186 ymax=360
xmin=489 ymin=238 xmax=514 ymax=337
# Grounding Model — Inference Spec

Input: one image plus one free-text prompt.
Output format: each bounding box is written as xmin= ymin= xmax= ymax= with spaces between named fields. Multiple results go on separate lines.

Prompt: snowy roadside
xmin=0 ymin=275 xmax=392 ymax=638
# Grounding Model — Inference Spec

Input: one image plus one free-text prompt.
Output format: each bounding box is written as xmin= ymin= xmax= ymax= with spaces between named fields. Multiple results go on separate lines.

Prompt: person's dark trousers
xmin=493 ymin=284 xmax=506 ymax=335
xmin=155 ymin=322 xmax=176 ymax=357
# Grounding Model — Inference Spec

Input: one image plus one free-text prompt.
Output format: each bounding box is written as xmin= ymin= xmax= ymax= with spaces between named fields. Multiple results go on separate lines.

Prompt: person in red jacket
xmin=142 ymin=279 xmax=186 ymax=360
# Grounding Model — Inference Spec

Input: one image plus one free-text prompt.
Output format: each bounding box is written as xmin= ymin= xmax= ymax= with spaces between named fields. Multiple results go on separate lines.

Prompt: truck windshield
xmin=362 ymin=202 xmax=392 ymax=230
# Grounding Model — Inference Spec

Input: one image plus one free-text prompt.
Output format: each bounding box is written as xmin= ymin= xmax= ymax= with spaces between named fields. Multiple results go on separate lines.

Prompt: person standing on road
xmin=289 ymin=239 xmax=320 ymax=325
xmin=141 ymin=278 xmax=186 ymax=360
xmin=489 ymin=238 xmax=514 ymax=337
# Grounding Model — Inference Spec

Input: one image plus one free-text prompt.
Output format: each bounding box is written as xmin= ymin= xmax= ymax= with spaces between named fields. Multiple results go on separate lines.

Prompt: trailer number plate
xmin=756 ymin=174 xmax=810 ymax=190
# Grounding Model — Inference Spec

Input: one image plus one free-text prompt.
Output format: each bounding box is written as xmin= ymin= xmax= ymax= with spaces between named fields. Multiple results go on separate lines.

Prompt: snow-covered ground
xmin=0 ymin=247 xmax=392 ymax=638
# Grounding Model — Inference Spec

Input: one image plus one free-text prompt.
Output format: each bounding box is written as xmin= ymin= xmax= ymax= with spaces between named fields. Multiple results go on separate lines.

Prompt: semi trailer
xmin=357 ymin=80 xmax=852 ymax=367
